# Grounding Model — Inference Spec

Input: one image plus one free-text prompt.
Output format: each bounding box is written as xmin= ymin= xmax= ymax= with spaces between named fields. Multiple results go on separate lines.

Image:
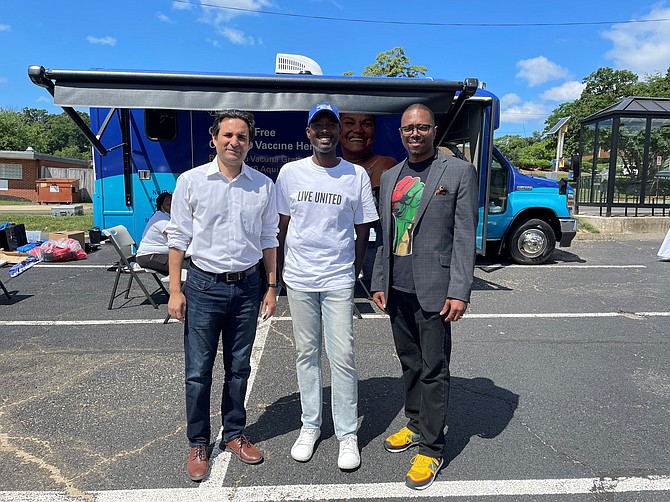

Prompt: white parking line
xmin=2 ymin=311 xmax=670 ymax=327
xmin=198 ymin=320 xmax=272 ymax=490
xmin=480 ymin=264 xmax=646 ymax=269
xmin=2 ymin=474 xmax=669 ymax=501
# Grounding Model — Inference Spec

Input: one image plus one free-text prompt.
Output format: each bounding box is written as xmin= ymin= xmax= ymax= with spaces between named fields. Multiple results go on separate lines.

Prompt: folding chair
xmin=102 ymin=225 xmax=168 ymax=309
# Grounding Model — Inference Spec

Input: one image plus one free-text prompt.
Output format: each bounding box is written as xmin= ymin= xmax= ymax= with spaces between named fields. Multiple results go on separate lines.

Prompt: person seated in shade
xmin=136 ymin=191 xmax=172 ymax=274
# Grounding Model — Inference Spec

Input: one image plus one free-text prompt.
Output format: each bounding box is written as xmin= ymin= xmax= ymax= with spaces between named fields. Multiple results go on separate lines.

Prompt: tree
xmin=543 ymin=67 xmax=643 ymax=159
xmin=495 ymin=132 xmax=553 ymax=170
xmin=345 ymin=47 xmax=427 ymax=77
xmin=0 ymin=107 xmax=91 ymax=160
xmin=45 ymin=112 xmax=91 ymax=160
xmin=0 ymin=109 xmax=45 ymax=151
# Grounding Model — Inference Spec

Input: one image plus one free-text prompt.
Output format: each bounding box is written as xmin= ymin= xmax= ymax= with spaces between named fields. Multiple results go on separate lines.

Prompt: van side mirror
xmin=570 ymin=153 xmax=581 ymax=179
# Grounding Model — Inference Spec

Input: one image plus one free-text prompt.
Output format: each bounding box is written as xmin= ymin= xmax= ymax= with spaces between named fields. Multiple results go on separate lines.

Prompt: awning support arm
xmin=437 ymin=78 xmax=479 ymax=145
xmin=28 ymin=65 xmax=109 ymax=156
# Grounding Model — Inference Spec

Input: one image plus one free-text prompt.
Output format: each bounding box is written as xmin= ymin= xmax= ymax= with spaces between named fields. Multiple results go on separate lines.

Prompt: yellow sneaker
xmin=405 ymin=454 xmax=443 ymax=490
xmin=383 ymin=426 xmax=420 ymax=453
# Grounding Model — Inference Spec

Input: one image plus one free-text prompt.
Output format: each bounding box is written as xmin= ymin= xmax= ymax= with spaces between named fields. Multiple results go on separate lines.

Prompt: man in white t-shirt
xmin=276 ymin=102 xmax=378 ymax=471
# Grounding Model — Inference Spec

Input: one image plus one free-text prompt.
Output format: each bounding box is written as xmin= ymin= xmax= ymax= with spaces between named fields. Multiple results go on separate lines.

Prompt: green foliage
xmin=495 ymin=132 xmax=554 ymax=170
xmin=543 ymin=66 xmax=670 ymax=158
xmin=512 ymin=65 xmax=670 ymax=177
xmin=349 ymin=47 xmax=427 ymax=78
xmin=576 ymin=217 xmax=600 ymax=234
xmin=0 ymin=108 xmax=91 ymax=160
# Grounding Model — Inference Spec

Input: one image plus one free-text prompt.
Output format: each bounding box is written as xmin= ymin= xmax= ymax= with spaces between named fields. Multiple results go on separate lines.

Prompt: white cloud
xmin=602 ymin=6 xmax=670 ymax=75
xmin=501 ymin=93 xmax=522 ymax=107
xmin=540 ymin=81 xmax=586 ymax=102
xmin=157 ymin=11 xmax=175 ymax=23
xmin=206 ymin=38 xmax=222 ymax=48
xmin=86 ymin=35 xmax=117 ymax=46
xmin=36 ymin=96 xmax=50 ymax=103
xmin=500 ymin=101 xmax=548 ymax=125
xmin=172 ymin=0 xmax=194 ymax=9
xmin=220 ymin=26 xmax=258 ymax=45
xmin=199 ymin=0 xmax=271 ymax=25
xmin=0 ymin=24 xmax=10 ymax=32
xmin=310 ymin=0 xmax=344 ymax=9
xmin=516 ymin=56 xmax=570 ymax=87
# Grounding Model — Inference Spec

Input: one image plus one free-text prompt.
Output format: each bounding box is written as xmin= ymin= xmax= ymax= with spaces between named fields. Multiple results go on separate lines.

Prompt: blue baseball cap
xmin=307 ymin=102 xmax=341 ymax=126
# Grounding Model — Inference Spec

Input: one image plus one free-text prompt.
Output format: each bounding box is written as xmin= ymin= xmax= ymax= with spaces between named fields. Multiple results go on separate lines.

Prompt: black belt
xmin=190 ymin=262 xmax=258 ymax=282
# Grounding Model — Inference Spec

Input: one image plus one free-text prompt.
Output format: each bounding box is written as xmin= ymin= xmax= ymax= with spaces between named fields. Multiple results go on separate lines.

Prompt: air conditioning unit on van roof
xmin=275 ymin=53 xmax=323 ymax=75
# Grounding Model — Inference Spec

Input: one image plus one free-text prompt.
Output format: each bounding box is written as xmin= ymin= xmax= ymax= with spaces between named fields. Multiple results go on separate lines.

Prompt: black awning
xmin=29 ymin=66 xmax=465 ymax=114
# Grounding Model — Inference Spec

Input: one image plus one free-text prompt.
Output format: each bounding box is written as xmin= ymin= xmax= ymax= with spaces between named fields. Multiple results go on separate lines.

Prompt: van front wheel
xmin=508 ymin=219 xmax=555 ymax=265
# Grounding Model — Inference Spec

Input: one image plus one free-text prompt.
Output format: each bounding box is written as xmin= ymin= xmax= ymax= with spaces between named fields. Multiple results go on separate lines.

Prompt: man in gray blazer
xmin=371 ymin=103 xmax=478 ymax=491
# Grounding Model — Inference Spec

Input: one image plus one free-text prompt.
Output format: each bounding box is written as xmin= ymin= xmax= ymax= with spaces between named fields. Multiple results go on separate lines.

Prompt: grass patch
xmin=577 ymin=217 xmax=600 ymax=234
xmin=0 ymin=213 xmax=94 ymax=232
xmin=0 ymin=200 xmax=32 ymax=206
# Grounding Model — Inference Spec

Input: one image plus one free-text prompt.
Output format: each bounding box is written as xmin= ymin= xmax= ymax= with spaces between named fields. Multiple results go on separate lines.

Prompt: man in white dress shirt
xmin=166 ymin=110 xmax=279 ymax=481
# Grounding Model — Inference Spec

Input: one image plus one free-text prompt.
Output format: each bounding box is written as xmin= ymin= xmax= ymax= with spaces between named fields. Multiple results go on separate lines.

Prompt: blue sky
xmin=1 ymin=0 xmax=670 ymax=137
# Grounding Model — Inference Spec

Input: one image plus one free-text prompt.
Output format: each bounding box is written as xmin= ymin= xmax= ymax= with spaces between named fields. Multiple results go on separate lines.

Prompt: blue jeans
xmin=286 ymin=286 xmax=358 ymax=440
xmin=184 ymin=266 xmax=261 ymax=446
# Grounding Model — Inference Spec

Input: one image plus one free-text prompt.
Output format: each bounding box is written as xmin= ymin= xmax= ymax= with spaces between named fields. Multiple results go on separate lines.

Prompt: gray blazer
xmin=371 ymin=150 xmax=479 ymax=312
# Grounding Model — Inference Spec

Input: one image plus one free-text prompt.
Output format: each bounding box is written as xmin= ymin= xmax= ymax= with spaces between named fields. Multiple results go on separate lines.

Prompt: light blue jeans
xmin=286 ymin=286 xmax=358 ymax=440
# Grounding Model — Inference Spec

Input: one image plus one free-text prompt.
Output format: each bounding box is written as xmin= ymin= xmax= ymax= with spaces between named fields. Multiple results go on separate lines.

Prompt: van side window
xmin=489 ymin=150 xmax=509 ymax=214
xmin=145 ymin=109 xmax=178 ymax=141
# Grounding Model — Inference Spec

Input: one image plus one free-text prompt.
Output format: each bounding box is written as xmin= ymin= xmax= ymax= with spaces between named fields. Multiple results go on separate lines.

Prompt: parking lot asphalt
xmin=1 ymin=237 xmax=669 ymax=501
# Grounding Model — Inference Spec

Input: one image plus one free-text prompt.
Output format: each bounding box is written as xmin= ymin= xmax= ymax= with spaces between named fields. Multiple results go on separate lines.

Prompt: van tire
xmin=508 ymin=219 xmax=555 ymax=265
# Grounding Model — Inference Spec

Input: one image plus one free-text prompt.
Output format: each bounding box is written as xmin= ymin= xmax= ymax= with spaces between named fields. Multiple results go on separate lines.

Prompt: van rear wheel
xmin=508 ymin=219 xmax=555 ymax=265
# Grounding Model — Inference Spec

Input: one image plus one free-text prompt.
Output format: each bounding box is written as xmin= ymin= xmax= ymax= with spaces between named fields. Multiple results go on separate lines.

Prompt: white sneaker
xmin=338 ymin=435 xmax=360 ymax=470
xmin=291 ymin=427 xmax=320 ymax=462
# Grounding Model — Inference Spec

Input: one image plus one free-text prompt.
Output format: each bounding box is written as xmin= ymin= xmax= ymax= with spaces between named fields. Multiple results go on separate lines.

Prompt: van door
xmin=438 ymin=96 xmax=494 ymax=256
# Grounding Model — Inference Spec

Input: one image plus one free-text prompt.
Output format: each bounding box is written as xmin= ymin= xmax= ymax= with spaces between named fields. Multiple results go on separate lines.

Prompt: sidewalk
xmin=576 ymin=206 xmax=670 ymax=237
xmin=0 ymin=203 xmax=93 ymax=214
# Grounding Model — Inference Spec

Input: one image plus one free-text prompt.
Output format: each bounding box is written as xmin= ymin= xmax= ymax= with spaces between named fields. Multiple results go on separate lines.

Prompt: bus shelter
xmin=576 ymin=96 xmax=670 ymax=216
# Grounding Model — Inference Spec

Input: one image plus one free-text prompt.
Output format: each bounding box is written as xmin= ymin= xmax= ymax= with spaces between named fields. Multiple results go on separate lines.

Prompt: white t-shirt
xmin=137 ymin=211 xmax=169 ymax=256
xmin=276 ymin=157 xmax=378 ymax=291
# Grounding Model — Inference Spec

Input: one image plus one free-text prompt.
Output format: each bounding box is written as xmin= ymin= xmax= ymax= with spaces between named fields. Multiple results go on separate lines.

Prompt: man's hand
xmin=260 ymin=289 xmax=277 ymax=321
xmin=168 ymin=291 xmax=187 ymax=322
xmin=372 ymin=291 xmax=387 ymax=314
xmin=440 ymin=298 xmax=467 ymax=322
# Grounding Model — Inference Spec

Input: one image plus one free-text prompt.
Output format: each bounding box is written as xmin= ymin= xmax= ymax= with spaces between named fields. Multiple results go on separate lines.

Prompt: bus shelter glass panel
xmin=615 ymin=117 xmax=646 ymax=204
xmin=579 ymin=123 xmax=596 ymax=204
xmin=596 ymin=119 xmax=613 ymax=205
xmin=649 ymin=118 xmax=670 ymax=201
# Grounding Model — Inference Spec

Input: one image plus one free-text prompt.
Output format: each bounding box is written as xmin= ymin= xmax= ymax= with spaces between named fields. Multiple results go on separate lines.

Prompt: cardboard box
xmin=48 ymin=231 xmax=85 ymax=249
xmin=0 ymin=250 xmax=30 ymax=264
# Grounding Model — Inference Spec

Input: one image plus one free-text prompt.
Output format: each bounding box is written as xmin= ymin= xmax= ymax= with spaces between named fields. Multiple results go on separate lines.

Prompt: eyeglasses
xmin=399 ymin=124 xmax=434 ymax=135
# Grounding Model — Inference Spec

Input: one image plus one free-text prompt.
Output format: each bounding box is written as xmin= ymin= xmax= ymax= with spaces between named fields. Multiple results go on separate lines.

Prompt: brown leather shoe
xmin=225 ymin=435 xmax=263 ymax=464
xmin=186 ymin=445 xmax=209 ymax=481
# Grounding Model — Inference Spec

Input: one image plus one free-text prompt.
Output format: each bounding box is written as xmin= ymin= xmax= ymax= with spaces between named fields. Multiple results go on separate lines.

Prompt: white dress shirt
xmin=166 ymin=158 xmax=279 ymax=273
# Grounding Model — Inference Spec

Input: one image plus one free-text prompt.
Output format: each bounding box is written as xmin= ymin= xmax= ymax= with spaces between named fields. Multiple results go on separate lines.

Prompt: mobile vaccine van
xmin=28 ymin=64 xmax=576 ymax=264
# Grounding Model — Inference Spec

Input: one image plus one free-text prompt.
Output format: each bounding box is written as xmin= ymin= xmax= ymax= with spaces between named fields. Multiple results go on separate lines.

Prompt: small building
xmin=0 ymin=149 xmax=91 ymax=202
xmin=577 ymin=97 xmax=670 ymax=216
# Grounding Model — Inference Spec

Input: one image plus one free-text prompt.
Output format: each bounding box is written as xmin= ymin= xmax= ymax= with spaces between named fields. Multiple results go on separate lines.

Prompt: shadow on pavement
xmin=247 ymin=374 xmax=518 ymax=462
xmin=445 ymin=376 xmax=519 ymax=465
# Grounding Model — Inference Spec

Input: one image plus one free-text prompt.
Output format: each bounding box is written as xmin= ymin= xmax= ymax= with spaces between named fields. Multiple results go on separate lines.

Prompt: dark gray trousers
xmin=387 ymin=288 xmax=452 ymax=458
